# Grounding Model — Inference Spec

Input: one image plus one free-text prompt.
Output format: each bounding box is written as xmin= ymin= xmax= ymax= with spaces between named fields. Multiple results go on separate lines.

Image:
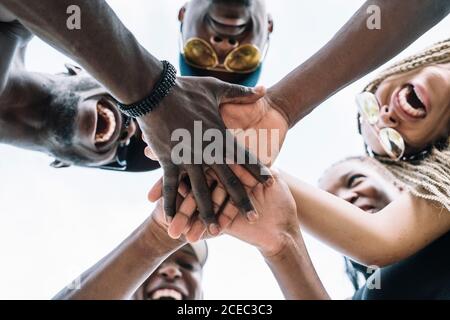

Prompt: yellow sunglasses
xmin=181 ymin=37 xmax=268 ymax=74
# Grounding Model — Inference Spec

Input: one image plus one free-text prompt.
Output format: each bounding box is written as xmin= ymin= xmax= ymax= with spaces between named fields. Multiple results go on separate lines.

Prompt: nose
xmin=158 ymin=263 xmax=182 ymax=281
xmin=339 ymin=189 xmax=358 ymax=204
xmin=210 ymin=35 xmax=239 ymax=58
xmin=378 ymin=104 xmax=399 ymax=128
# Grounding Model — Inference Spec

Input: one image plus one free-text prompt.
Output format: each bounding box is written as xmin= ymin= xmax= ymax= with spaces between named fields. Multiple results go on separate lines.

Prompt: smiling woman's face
xmin=319 ymin=159 xmax=402 ymax=214
xmin=361 ymin=63 xmax=450 ymax=156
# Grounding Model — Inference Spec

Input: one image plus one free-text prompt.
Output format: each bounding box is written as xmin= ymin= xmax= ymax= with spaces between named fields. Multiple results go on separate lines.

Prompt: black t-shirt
xmin=352 ymin=232 xmax=450 ymax=300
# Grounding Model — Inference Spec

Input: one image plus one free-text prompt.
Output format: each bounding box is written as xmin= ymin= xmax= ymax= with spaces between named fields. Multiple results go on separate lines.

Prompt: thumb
xmin=144 ymin=146 xmax=159 ymax=161
xmin=221 ymin=84 xmax=266 ymax=105
xmin=148 ymin=177 xmax=163 ymax=202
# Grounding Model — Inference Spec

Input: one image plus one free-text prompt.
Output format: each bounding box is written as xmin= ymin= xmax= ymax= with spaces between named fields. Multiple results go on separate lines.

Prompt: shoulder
xmin=0 ymin=20 xmax=33 ymax=44
xmin=0 ymin=5 xmax=17 ymax=22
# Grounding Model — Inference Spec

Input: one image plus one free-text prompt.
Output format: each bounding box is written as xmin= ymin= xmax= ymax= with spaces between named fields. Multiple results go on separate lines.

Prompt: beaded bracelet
xmin=118 ymin=60 xmax=177 ymax=118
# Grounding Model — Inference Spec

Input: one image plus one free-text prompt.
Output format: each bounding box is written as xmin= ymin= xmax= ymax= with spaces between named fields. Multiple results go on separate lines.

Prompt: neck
xmin=0 ymin=69 xmax=54 ymax=151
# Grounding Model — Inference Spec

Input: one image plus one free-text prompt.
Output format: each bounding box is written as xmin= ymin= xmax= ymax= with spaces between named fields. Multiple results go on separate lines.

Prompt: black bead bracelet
xmin=117 ymin=60 xmax=177 ymax=118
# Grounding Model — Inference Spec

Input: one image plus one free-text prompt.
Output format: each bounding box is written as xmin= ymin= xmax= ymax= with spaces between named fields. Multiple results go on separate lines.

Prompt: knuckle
xmin=164 ymin=205 xmax=175 ymax=214
xmin=163 ymin=185 xmax=178 ymax=195
xmin=225 ymin=175 xmax=239 ymax=187
xmin=193 ymin=189 xmax=209 ymax=200
xmin=164 ymin=174 xmax=179 ymax=183
xmin=236 ymin=197 xmax=252 ymax=210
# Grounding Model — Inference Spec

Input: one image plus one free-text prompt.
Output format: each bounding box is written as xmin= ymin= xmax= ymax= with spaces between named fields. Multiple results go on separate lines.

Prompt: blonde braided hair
xmin=363 ymin=39 xmax=450 ymax=212
xmin=365 ymin=39 xmax=450 ymax=92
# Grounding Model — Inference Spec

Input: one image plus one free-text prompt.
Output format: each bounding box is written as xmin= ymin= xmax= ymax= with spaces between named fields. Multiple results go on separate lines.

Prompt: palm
xmin=224 ymin=175 xmax=298 ymax=256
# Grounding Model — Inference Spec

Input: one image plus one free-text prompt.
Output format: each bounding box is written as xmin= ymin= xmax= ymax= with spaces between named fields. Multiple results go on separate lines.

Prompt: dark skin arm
xmin=0 ymin=24 xmax=16 ymax=94
xmin=53 ymin=203 xmax=185 ymax=300
xmin=267 ymin=0 xmax=450 ymax=127
xmin=0 ymin=0 xmax=272 ymax=231
xmin=0 ymin=20 xmax=31 ymax=95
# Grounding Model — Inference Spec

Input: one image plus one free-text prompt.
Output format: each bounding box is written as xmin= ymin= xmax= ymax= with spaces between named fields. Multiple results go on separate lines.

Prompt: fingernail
xmin=264 ymin=176 xmax=274 ymax=187
xmin=168 ymin=231 xmax=181 ymax=240
xmin=208 ymin=223 xmax=220 ymax=236
xmin=247 ymin=210 xmax=259 ymax=223
xmin=166 ymin=216 xmax=173 ymax=224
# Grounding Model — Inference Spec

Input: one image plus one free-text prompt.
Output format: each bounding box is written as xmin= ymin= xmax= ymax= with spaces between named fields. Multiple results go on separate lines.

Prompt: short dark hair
xmin=48 ymin=90 xmax=78 ymax=147
xmin=46 ymin=76 xmax=101 ymax=164
xmin=48 ymin=76 xmax=100 ymax=146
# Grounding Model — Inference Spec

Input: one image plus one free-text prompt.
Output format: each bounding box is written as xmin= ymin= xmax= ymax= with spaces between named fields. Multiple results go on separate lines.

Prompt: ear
xmin=50 ymin=159 xmax=71 ymax=169
xmin=178 ymin=4 xmax=187 ymax=23
xmin=64 ymin=63 xmax=83 ymax=76
xmin=267 ymin=14 xmax=274 ymax=34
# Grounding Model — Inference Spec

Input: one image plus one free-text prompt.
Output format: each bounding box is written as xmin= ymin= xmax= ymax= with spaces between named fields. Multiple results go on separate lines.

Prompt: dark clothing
xmin=352 ymin=232 xmax=450 ymax=300
xmin=98 ymin=136 xmax=160 ymax=172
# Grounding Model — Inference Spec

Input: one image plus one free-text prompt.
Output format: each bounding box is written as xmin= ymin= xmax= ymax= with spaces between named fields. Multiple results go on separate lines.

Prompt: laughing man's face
xmin=44 ymin=72 xmax=137 ymax=167
xmin=133 ymin=246 xmax=203 ymax=300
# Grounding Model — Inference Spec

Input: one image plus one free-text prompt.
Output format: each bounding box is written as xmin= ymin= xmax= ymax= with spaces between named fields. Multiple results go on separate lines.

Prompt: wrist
xmin=118 ymin=60 xmax=176 ymax=118
xmin=259 ymin=230 xmax=303 ymax=261
xmin=136 ymin=216 xmax=186 ymax=259
xmin=266 ymin=87 xmax=296 ymax=128
xmin=119 ymin=56 xmax=164 ymax=104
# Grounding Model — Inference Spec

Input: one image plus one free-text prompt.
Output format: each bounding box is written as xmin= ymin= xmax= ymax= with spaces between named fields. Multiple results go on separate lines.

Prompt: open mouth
xmin=358 ymin=205 xmax=378 ymax=214
xmin=149 ymin=288 xmax=184 ymax=300
xmin=397 ymin=85 xmax=427 ymax=119
xmin=94 ymin=101 xmax=121 ymax=148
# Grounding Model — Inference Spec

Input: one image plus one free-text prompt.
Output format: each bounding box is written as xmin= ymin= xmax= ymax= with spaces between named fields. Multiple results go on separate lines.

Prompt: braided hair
xmin=362 ymin=39 xmax=450 ymax=212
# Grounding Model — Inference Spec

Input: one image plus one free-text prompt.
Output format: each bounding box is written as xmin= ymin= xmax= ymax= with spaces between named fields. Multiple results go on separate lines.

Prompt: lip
xmin=94 ymin=98 xmax=123 ymax=152
xmin=146 ymin=284 xmax=188 ymax=300
xmin=358 ymin=204 xmax=378 ymax=214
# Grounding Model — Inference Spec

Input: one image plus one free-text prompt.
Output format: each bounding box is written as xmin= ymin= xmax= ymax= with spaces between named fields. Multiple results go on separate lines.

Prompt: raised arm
xmin=267 ymin=0 xmax=450 ymax=127
xmin=0 ymin=0 xmax=162 ymax=103
xmin=53 ymin=203 xmax=184 ymax=300
xmin=281 ymin=172 xmax=450 ymax=267
xmin=0 ymin=19 xmax=31 ymax=95
xmin=0 ymin=0 xmax=271 ymax=232
xmin=221 ymin=172 xmax=330 ymax=300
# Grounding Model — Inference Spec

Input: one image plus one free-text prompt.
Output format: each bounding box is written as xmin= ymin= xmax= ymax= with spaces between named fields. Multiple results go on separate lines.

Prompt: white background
xmin=0 ymin=0 xmax=449 ymax=299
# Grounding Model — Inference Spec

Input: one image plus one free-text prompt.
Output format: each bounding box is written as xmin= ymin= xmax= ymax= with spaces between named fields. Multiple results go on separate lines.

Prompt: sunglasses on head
xmin=356 ymin=92 xmax=406 ymax=161
xmin=180 ymin=36 xmax=269 ymax=74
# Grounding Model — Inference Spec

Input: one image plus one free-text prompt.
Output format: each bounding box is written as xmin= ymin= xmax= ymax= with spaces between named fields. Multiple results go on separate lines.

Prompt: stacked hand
xmin=139 ymin=77 xmax=276 ymax=236
xmin=146 ymin=90 xmax=289 ymax=240
xmin=150 ymin=169 xmax=299 ymax=259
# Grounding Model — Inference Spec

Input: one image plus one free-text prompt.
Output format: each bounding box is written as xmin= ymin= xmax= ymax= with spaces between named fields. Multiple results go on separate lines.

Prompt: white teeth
xmin=398 ymin=86 xmax=427 ymax=118
xmin=151 ymin=289 xmax=183 ymax=300
xmin=95 ymin=104 xmax=116 ymax=144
